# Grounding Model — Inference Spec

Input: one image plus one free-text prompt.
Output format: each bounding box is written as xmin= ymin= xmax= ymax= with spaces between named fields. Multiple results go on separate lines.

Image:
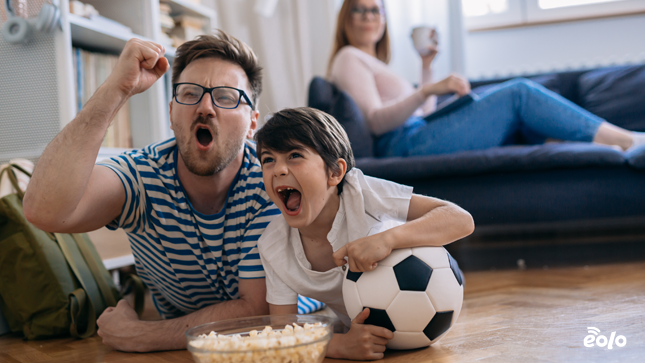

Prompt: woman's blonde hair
xmin=327 ymin=0 xmax=390 ymax=75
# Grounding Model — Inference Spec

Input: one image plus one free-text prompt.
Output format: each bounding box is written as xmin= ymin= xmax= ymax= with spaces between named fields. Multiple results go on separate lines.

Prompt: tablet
xmin=424 ymin=92 xmax=479 ymax=122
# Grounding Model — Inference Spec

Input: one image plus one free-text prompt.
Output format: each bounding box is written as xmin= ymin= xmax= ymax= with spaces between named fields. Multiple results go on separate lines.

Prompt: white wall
xmin=464 ymin=13 xmax=645 ymax=80
xmin=212 ymin=0 xmax=337 ymax=122
xmin=385 ymin=0 xmax=454 ymax=84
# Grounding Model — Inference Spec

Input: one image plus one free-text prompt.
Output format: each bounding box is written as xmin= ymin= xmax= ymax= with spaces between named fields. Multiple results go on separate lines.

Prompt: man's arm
xmin=23 ymin=39 xmax=169 ymax=233
xmin=97 ymin=277 xmax=269 ymax=352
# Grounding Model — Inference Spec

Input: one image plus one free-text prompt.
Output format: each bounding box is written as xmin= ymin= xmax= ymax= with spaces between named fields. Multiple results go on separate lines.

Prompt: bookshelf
xmin=0 ymin=1 xmax=217 ymax=165
xmin=62 ymin=0 xmax=217 ymax=160
xmin=65 ymin=0 xmax=216 ymax=271
xmin=1 ymin=0 xmax=215 ymax=270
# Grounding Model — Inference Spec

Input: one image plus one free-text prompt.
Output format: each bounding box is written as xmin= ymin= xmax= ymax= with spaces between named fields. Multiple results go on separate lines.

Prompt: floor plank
xmin=1 ymin=262 xmax=643 ymax=362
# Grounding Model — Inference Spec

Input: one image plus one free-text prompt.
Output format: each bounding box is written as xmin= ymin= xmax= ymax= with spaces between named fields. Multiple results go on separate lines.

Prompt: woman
xmin=328 ymin=0 xmax=645 ymax=157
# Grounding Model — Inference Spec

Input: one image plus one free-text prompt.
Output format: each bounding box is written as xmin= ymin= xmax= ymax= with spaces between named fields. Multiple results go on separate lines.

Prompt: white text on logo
xmin=584 ymin=327 xmax=626 ymax=349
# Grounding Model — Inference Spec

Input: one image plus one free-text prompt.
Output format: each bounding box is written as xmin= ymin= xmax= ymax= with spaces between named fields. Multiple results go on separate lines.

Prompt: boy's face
xmin=260 ymin=144 xmax=342 ymax=229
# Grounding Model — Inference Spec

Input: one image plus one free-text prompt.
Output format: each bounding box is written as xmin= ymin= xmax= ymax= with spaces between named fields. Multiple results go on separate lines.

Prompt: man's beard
xmin=176 ymin=116 xmax=244 ymax=177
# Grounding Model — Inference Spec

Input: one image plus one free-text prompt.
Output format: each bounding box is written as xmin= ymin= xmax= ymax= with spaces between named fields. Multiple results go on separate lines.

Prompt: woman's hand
xmin=417 ymin=28 xmax=439 ymax=69
xmin=326 ymin=308 xmax=394 ymax=360
xmin=420 ymin=28 xmax=439 ymax=68
xmin=420 ymin=45 xmax=439 ymax=69
xmin=333 ymin=233 xmax=393 ymax=272
xmin=422 ymin=74 xmax=471 ymax=97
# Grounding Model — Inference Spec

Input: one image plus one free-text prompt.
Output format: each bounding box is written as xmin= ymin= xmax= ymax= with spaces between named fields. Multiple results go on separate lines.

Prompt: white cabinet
xmin=0 ymin=0 xmax=216 ymax=164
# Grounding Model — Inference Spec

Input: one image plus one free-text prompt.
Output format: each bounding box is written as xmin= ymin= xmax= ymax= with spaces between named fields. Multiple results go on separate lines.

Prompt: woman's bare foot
xmin=593 ymin=122 xmax=636 ymax=151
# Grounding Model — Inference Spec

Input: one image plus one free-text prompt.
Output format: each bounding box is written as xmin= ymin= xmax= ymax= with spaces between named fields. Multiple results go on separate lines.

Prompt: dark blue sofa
xmin=307 ymin=65 xmax=645 ymax=270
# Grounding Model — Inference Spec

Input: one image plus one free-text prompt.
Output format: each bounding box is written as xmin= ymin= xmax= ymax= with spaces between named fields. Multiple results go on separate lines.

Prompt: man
xmin=23 ymin=31 xmax=281 ymax=352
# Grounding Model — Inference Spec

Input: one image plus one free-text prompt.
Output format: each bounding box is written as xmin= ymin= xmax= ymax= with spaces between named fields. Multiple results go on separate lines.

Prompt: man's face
xmin=169 ymin=57 xmax=258 ymax=176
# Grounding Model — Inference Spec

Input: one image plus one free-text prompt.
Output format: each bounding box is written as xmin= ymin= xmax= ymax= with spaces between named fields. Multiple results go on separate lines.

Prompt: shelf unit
xmin=0 ymin=0 xmax=216 ymax=164
xmin=64 ymin=0 xmax=216 ymax=159
xmin=67 ymin=1 xmax=216 ymax=270
xmin=0 ymin=1 xmax=215 ymax=270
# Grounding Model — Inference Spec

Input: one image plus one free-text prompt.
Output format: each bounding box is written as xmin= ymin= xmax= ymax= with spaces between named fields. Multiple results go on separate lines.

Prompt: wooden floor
xmin=2 ymin=262 xmax=644 ymax=363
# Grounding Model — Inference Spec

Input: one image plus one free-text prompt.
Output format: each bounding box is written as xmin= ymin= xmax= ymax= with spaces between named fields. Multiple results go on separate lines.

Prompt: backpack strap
xmin=122 ymin=274 xmax=145 ymax=317
xmin=69 ymin=288 xmax=96 ymax=338
xmin=0 ymin=164 xmax=29 ymax=200
xmin=55 ymin=232 xmax=99 ymax=338
xmin=70 ymin=234 xmax=118 ymax=307
xmin=70 ymin=234 xmax=145 ymax=317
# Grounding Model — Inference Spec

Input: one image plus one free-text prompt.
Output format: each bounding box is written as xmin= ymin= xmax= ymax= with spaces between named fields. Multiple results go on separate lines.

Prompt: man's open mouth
xmin=276 ymin=187 xmax=302 ymax=213
xmin=195 ymin=126 xmax=213 ymax=148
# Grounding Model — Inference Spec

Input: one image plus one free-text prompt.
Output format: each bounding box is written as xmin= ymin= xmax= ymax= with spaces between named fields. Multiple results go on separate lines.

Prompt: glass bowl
xmin=185 ymin=314 xmax=334 ymax=363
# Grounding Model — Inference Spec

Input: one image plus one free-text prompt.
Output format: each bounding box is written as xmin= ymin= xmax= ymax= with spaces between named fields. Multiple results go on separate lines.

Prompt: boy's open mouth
xmin=195 ymin=126 xmax=213 ymax=149
xmin=276 ymin=187 xmax=302 ymax=213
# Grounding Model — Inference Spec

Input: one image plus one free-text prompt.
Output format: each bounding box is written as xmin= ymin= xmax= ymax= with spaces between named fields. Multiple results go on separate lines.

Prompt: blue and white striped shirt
xmin=98 ymin=138 xmax=280 ymax=318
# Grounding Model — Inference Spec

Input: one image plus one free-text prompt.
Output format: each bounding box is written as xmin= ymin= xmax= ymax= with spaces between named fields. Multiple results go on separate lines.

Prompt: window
xmin=538 ymin=0 xmax=625 ymax=9
xmin=462 ymin=0 xmax=509 ymax=17
xmin=463 ymin=0 xmax=645 ymax=30
xmin=462 ymin=0 xmax=524 ymax=30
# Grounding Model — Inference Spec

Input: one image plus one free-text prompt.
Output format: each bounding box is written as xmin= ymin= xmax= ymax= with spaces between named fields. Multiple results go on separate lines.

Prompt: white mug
xmin=411 ymin=26 xmax=438 ymax=56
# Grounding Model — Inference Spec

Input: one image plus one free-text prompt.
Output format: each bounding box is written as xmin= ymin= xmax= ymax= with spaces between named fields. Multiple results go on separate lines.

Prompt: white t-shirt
xmin=258 ymin=168 xmax=413 ymax=327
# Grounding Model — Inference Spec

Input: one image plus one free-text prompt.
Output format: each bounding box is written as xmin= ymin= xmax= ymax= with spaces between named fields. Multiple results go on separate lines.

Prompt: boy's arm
xmin=269 ymin=304 xmax=298 ymax=315
xmin=333 ymin=194 xmax=474 ymax=272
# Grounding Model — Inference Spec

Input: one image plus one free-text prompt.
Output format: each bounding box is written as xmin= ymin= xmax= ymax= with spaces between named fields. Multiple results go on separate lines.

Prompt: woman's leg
xmin=392 ymin=78 xmax=639 ymax=157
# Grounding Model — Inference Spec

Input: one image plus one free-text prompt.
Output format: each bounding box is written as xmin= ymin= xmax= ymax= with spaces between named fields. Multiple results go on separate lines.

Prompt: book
xmin=72 ymin=48 xmax=132 ymax=148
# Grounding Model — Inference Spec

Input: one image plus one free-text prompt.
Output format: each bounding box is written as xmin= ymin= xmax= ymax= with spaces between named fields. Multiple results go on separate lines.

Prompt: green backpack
xmin=0 ymin=164 xmax=143 ymax=339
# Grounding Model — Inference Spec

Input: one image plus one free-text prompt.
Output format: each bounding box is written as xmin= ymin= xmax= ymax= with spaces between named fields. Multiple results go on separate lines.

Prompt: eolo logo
xmin=584 ymin=327 xmax=627 ymax=349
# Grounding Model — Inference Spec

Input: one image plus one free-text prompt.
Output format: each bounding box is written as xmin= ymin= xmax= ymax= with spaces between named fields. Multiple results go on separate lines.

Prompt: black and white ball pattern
xmin=342 ymin=247 xmax=464 ymax=350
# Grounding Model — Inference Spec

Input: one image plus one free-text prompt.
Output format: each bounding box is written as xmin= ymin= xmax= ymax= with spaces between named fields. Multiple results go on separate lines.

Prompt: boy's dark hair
xmin=172 ymin=30 xmax=262 ymax=109
xmin=255 ymin=107 xmax=355 ymax=194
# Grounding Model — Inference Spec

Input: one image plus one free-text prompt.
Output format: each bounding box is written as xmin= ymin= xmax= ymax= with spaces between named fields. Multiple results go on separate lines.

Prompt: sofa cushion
xmin=627 ymin=144 xmax=645 ymax=169
xmin=307 ymin=77 xmax=334 ymax=112
xmin=356 ymin=143 xmax=626 ymax=181
xmin=467 ymin=73 xmax=562 ymax=100
xmin=308 ymin=77 xmax=374 ymax=158
xmin=578 ymin=65 xmax=645 ymax=132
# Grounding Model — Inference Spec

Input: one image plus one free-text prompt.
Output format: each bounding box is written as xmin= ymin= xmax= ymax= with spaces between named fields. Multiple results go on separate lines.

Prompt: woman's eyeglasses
xmin=350 ymin=6 xmax=384 ymax=19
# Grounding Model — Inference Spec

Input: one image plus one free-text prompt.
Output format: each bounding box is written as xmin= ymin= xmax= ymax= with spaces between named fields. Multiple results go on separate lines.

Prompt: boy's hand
xmin=333 ymin=233 xmax=392 ymax=272
xmin=328 ymin=308 xmax=393 ymax=360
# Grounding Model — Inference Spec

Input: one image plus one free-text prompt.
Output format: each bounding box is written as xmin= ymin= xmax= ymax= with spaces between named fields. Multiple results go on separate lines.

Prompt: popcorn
xmin=189 ymin=322 xmax=330 ymax=363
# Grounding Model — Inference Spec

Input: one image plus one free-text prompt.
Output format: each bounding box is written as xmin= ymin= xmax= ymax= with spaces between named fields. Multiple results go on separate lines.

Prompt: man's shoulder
xmin=233 ymin=140 xmax=268 ymax=199
xmin=131 ymin=138 xmax=177 ymax=165
xmin=242 ymin=139 xmax=262 ymax=170
xmin=100 ymin=138 xmax=177 ymax=173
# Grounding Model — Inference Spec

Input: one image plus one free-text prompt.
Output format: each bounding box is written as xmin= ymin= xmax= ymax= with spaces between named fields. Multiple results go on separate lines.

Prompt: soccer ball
xmin=342 ymin=247 xmax=464 ymax=350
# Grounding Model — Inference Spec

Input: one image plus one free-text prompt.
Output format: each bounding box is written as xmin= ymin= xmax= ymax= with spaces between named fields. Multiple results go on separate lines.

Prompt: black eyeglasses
xmin=350 ymin=6 xmax=384 ymax=19
xmin=173 ymin=83 xmax=255 ymax=110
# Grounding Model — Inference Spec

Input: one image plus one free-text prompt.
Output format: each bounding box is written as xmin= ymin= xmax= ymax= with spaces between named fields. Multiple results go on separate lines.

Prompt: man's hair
xmin=172 ymin=30 xmax=262 ymax=109
xmin=255 ymin=107 xmax=355 ymax=194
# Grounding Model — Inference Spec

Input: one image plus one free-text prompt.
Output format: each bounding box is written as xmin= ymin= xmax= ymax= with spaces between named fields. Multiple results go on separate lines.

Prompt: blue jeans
xmin=376 ymin=78 xmax=604 ymax=157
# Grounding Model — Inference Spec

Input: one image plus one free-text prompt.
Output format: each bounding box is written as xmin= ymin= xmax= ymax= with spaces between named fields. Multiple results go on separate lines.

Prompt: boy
xmin=255 ymin=107 xmax=474 ymax=360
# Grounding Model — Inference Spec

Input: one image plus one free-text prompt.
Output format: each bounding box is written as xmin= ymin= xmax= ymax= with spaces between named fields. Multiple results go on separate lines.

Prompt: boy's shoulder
xmin=346 ymin=168 xmax=412 ymax=198
xmin=257 ymin=213 xmax=291 ymax=257
xmin=344 ymin=168 xmax=413 ymax=222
